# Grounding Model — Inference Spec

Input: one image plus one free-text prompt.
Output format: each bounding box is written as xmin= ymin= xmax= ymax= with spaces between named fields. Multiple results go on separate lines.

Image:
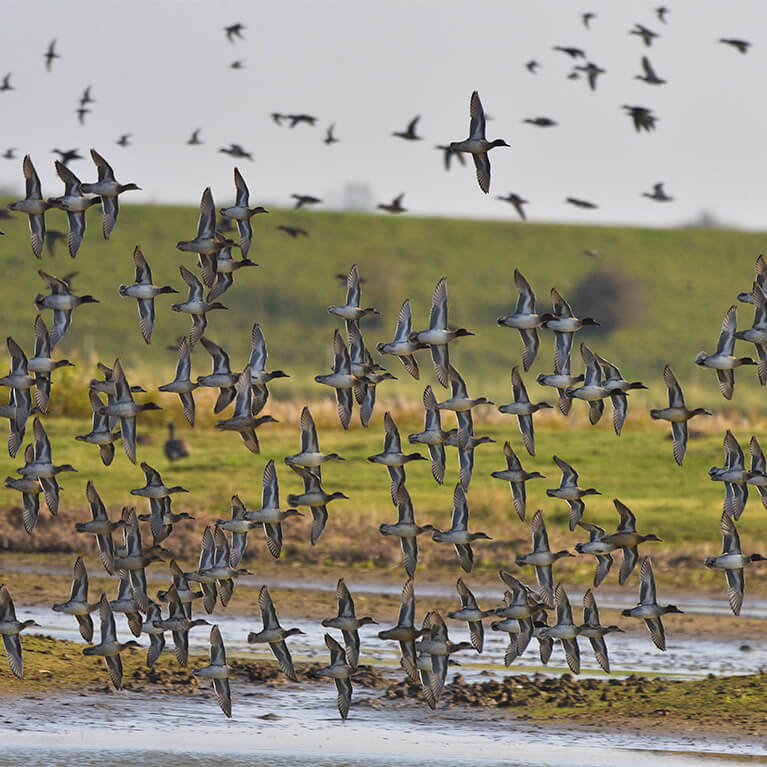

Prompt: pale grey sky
xmin=0 ymin=0 xmax=764 ymax=228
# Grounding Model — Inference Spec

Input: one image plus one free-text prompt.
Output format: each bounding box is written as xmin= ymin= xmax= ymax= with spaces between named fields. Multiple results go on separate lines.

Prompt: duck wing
xmin=715 ymin=306 xmax=737 ymax=357
xmin=271 ymin=639 xmax=297 ymax=681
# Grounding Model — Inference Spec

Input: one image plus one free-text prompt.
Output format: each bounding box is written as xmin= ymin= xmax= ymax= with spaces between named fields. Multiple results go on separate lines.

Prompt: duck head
xmin=490 ymin=139 xmax=510 ymax=149
xmin=694 ymin=352 xmax=708 ymax=366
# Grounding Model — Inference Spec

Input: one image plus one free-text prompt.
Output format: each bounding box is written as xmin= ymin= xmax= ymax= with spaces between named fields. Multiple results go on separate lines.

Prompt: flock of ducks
xmin=0 ymin=12 xmax=763 ymax=721
xmin=1 ymin=171 xmax=765 ymax=716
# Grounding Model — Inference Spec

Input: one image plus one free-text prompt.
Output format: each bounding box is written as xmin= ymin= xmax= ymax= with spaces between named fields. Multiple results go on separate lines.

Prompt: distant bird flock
xmin=0 ymin=12 xmax=763 ymax=723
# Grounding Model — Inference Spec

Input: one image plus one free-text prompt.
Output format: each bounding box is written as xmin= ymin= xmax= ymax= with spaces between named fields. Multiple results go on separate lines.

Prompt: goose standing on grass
xmin=431 ymin=483 xmax=491 ymax=573
xmin=284 ymin=406 xmax=344 ymax=472
xmin=368 ymin=412 xmax=426 ymax=498
xmin=248 ymin=324 xmax=289 ymax=416
xmin=195 ymin=625 xmax=233 ymax=718
xmin=705 ymin=511 xmax=765 ymax=615
xmin=52 ymin=556 xmax=99 ymax=641
xmin=75 ymin=481 xmax=127 ymax=574
xmin=247 ymin=586 xmax=303 ymax=681
xmin=327 ymin=264 xmax=379 ymax=322
xmin=8 ymin=155 xmax=50 ymax=258
xmin=377 ymin=577 xmax=423 ymax=683
xmin=158 ymin=339 xmax=198 ymax=426
xmin=541 ymin=289 xmax=600 ymax=372
xmin=448 ymin=90 xmax=509 ymax=194
xmin=408 ymin=385 xmax=455 ymax=484
xmin=317 ymin=633 xmax=355 ymax=720
xmin=153 ymin=584 xmax=209 ymax=667
xmin=379 ymin=482 xmax=434 ymax=577
xmin=315 ymin=329 xmax=364 ymax=429
xmin=491 ymin=441 xmax=545 ymax=520
xmin=287 ymin=464 xmax=348 ymax=545
xmin=216 ymin=367 xmax=277 ymax=454
xmin=82 ymin=594 xmax=140 ymax=689
xmin=376 ymin=298 xmax=426 ymax=379
xmin=596 ymin=353 xmax=647 ymax=435
xmin=17 ymin=416 xmax=77 ymax=515
xmin=5 ymin=446 xmax=43 ymax=534
xmin=575 ymin=522 xmax=616 ymax=588
xmin=622 ymin=557 xmax=683 ymax=651
xmin=564 ymin=344 xmax=610 ymax=426
xmin=649 ymin=365 xmax=711 ymax=465
xmin=81 ymin=149 xmax=140 ymax=239
xmin=0 ymin=585 xmax=37 ymax=677
xmin=34 ymin=269 xmax=99 ymax=347
xmin=219 ymin=167 xmax=268 ymax=259
xmin=28 ymin=314 xmax=74 ymax=412
xmin=409 ymin=278 xmax=474 ymax=387
xmin=734 ymin=283 xmax=767 ymax=384
xmin=118 ymin=246 xmax=178 ymax=344
xmin=47 ymin=161 xmax=101 ymax=258
xmin=99 ymin=359 xmax=161 ymax=463
xmin=546 ymin=455 xmax=601 ymax=531
xmin=498 ymin=366 xmax=552 ymax=456
xmin=172 ymin=266 xmax=228 ymax=347
xmin=708 ymin=430 xmax=752 ymax=520
xmin=321 ymin=578 xmax=376 ymax=669
xmin=515 ymin=510 xmax=574 ymax=608
xmin=602 ymin=499 xmax=662 ymax=584
xmin=539 ymin=583 xmax=581 ymax=674
xmin=164 ymin=423 xmax=190 ymax=461
xmin=579 ymin=588 xmax=622 ymax=672
xmin=446 ymin=578 xmax=494 ymax=652
xmin=694 ymin=305 xmax=755 ymax=400
xmin=243 ymin=459 xmax=303 ymax=559
xmin=496 ymin=269 xmax=542 ymax=370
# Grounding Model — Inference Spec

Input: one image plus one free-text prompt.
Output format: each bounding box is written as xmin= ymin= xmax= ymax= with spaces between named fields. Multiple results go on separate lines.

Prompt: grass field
xmin=0 ymin=201 xmax=766 ymax=411
xmin=1 ymin=408 xmax=765 ymax=597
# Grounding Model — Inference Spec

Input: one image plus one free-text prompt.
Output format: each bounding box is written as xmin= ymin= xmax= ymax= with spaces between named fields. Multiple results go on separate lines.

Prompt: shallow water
xmin=16 ymin=602 xmax=767 ymax=681
xmin=4 ymin=585 xmax=767 ymax=765
xmin=1 ymin=683 xmax=765 ymax=766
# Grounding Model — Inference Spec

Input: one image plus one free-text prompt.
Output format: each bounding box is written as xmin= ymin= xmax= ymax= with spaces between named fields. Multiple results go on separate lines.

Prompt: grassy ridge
xmin=0 ymin=202 xmax=766 ymax=410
